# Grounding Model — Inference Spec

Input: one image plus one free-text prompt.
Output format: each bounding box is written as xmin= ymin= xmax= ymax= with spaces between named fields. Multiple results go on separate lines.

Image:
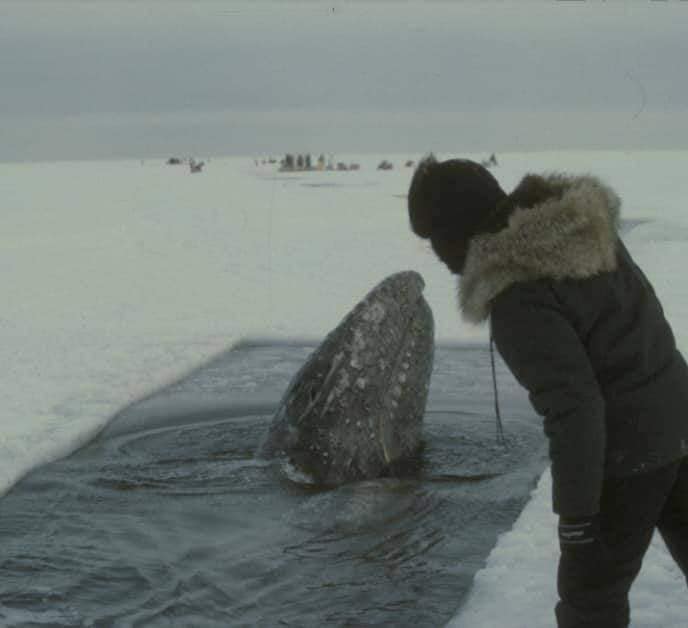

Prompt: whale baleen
xmin=259 ymin=271 xmax=434 ymax=485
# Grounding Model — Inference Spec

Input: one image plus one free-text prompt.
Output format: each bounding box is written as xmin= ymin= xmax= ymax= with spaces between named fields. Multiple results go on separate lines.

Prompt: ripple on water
xmin=0 ymin=344 xmax=546 ymax=627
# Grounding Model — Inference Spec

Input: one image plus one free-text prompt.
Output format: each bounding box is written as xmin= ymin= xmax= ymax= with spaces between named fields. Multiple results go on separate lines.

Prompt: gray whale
xmin=259 ymin=271 xmax=434 ymax=485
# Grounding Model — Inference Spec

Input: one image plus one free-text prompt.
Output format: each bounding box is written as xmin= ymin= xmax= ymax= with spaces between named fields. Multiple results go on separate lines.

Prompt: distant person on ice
xmin=407 ymin=155 xmax=688 ymax=628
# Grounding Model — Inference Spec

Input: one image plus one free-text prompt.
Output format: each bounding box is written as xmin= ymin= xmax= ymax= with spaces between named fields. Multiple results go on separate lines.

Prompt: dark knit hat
xmin=407 ymin=155 xmax=507 ymax=273
xmin=408 ymin=154 xmax=507 ymax=241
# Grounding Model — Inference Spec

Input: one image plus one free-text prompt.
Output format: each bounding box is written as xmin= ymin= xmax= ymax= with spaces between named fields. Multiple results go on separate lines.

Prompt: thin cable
xmin=489 ymin=324 xmax=506 ymax=446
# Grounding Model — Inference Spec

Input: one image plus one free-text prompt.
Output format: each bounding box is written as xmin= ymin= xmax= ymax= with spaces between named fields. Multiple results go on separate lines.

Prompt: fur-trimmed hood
xmin=460 ymin=173 xmax=622 ymax=324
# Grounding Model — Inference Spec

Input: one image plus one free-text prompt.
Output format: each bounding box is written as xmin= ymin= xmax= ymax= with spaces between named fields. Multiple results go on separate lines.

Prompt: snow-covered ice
xmin=2 ymin=151 xmax=688 ymax=625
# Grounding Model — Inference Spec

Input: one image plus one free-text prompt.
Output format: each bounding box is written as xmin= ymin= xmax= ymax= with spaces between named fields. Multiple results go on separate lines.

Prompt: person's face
xmin=430 ymin=235 xmax=467 ymax=275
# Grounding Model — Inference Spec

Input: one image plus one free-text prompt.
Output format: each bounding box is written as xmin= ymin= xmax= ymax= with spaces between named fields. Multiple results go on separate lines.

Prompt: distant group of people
xmin=164 ymin=152 xmax=497 ymax=176
xmin=281 ymin=153 xmax=315 ymax=171
xmin=276 ymin=153 xmax=361 ymax=172
xmin=252 ymin=153 xmax=499 ymax=173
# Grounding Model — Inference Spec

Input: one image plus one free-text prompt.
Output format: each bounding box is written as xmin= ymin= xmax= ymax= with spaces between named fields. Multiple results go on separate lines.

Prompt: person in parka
xmin=407 ymin=155 xmax=688 ymax=628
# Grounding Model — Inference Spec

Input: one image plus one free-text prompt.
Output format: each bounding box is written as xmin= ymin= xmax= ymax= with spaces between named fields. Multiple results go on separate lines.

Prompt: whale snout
xmin=375 ymin=270 xmax=425 ymax=309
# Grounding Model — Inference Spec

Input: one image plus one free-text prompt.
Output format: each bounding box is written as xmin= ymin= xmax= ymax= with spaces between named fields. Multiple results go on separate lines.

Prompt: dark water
xmin=0 ymin=343 xmax=546 ymax=628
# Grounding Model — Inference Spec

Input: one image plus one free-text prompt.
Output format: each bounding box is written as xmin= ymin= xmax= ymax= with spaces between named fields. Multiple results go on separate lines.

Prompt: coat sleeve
xmin=490 ymin=281 xmax=606 ymax=518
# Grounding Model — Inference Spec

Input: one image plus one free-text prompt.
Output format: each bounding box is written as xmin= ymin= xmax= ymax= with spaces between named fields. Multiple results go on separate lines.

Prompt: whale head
xmin=260 ymin=271 xmax=434 ymax=485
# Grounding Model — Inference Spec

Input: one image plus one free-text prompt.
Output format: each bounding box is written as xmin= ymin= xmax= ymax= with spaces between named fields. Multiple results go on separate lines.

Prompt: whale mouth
xmin=293 ymin=352 xmax=345 ymax=426
xmin=379 ymin=293 xmax=433 ymax=462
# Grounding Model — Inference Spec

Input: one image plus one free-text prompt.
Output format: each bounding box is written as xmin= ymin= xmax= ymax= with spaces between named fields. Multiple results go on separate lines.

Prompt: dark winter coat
xmin=460 ymin=173 xmax=688 ymax=518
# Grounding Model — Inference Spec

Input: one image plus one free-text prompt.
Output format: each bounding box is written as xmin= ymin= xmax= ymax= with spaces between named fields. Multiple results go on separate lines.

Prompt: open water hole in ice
xmin=0 ymin=343 xmax=546 ymax=627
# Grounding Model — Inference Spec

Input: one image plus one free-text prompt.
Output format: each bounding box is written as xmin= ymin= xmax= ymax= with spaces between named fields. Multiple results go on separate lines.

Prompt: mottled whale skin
xmin=259 ymin=271 xmax=434 ymax=485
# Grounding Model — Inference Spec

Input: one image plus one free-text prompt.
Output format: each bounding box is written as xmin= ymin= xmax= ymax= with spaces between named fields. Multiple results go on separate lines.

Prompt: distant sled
xmin=189 ymin=159 xmax=205 ymax=173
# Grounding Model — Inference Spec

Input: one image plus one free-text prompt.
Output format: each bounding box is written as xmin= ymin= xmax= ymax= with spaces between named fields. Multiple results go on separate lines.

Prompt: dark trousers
xmin=556 ymin=457 xmax=688 ymax=628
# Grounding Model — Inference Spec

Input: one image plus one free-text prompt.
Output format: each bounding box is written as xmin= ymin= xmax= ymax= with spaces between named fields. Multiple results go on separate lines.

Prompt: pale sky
xmin=2 ymin=1 xmax=687 ymax=162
